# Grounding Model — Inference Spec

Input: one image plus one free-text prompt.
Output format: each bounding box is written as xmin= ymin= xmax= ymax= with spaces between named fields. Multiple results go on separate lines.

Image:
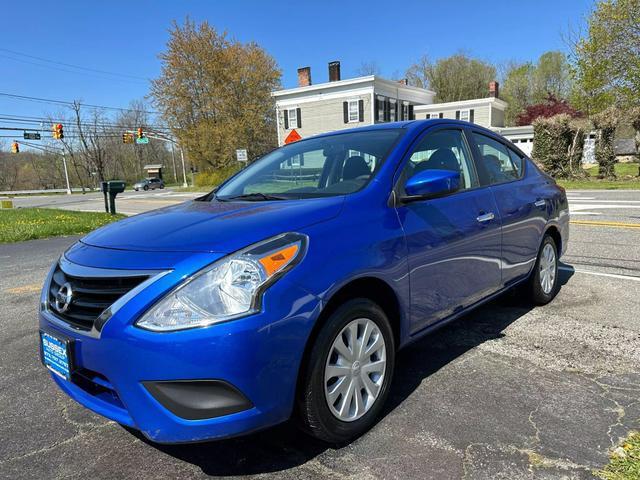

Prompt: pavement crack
xmin=0 ymin=422 xmax=113 ymax=465
xmin=525 ymin=403 xmax=542 ymax=450
xmin=575 ymin=372 xmax=634 ymax=447
xmin=515 ymin=447 xmax=594 ymax=473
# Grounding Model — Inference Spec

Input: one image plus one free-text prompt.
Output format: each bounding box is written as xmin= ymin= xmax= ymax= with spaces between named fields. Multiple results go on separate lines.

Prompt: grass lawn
xmin=597 ymin=432 xmax=640 ymax=480
xmin=0 ymin=208 xmax=125 ymax=244
xmin=558 ymin=163 xmax=640 ymax=190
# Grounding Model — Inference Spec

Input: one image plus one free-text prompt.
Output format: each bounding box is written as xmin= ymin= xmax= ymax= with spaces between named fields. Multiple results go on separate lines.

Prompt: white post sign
xmin=236 ymin=149 xmax=248 ymax=163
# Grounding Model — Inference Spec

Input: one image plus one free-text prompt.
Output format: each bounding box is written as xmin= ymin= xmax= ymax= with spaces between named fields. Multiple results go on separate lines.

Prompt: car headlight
xmin=136 ymin=232 xmax=307 ymax=332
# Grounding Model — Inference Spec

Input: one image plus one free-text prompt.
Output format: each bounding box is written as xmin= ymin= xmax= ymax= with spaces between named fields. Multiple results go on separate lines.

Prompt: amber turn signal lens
xmin=259 ymin=244 xmax=299 ymax=277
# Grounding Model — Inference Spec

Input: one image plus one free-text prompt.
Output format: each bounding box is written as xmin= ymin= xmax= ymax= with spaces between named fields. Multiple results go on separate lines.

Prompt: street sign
xmin=236 ymin=149 xmax=248 ymax=162
xmin=23 ymin=132 xmax=41 ymax=140
xmin=284 ymin=129 xmax=301 ymax=144
xmin=135 ymin=137 xmax=149 ymax=145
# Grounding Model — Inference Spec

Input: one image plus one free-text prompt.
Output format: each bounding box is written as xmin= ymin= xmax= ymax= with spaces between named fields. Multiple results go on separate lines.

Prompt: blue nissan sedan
xmin=39 ymin=120 xmax=569 ymax=444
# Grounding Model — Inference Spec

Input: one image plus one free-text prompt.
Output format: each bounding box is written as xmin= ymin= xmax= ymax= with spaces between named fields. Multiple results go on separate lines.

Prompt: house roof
xmin=272 ymin=75 xmax=436 ymax=98
xmin=614 ymin=139 xmax=637 ymax=156
xmin=143 ymin=164 xmax=163 ymax=169
xmin=414 ymin=96 xmax=508 ymax=111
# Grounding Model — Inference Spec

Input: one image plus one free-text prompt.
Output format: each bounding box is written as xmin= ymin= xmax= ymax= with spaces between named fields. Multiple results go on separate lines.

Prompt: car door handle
xmin=534 ymin=199 xmax=546 ymax=208
xmin=476 ymin=212 xmax=495 ymax=223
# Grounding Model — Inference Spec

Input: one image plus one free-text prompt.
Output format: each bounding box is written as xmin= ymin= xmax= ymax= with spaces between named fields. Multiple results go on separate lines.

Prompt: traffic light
xmin=122 ymin=132 xmax=134 ymax=144
xmin=11 ymin=141 xmax=19 ymax=153
xmin=137 ymin=127 xmax=144 ymax=140
xmin=52 ymin=124 xmax=64 ymax=140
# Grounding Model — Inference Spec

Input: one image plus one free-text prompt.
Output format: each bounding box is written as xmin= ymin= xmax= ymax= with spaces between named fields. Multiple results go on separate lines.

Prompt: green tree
xmin=151 ymin=19 xmax=281 ymax=170
xmin=502 ymin=62 xmax=535 ymax=125
xmin=501 ymin=52 xmax=572 ymax=125
xmin=533 ymin=51 xmax=571 ymax=101
xmin=571 ymin=0 xmax=640 ymax=114
xmin=406 ymin=53 xmax=496 ymax=102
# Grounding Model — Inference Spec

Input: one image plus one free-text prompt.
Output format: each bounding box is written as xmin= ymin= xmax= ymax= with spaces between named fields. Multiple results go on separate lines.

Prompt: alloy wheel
xmin=539 ymin=243 xmax=557 ymax=294
xmin=324 ymin=318 xmax=386 ymax=422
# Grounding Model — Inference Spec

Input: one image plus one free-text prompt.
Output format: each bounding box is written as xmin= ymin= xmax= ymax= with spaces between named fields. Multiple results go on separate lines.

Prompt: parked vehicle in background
xmin=133 ymin=178 xmax=164 ymax=191
xmin=39 ymin=119 xmax=568 ymax=445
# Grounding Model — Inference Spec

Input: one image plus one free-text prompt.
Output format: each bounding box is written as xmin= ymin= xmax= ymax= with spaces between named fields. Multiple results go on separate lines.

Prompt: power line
xmin=0 ymin=92 xmax=159 ymax=114
xmin=0 ymin=116 xmax=173 ymax=132
xmin=0 ymin=48 xmax=149 ymax=81
xmin=0 ymin=54 xmax=148 ymax=85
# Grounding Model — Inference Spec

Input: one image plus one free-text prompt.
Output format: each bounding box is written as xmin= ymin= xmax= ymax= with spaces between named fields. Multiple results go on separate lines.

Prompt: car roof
xmin=307 ymin=119 xmax=500 ymax=141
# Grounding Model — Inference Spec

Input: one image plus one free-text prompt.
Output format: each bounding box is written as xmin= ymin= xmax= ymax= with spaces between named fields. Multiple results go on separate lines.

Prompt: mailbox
xmin=100 ymin=180 xmax=126 ymax=214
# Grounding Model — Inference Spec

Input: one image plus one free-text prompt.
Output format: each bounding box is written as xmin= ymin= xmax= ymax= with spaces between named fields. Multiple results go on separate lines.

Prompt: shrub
xmin=629 ymin=107 xmax=640 ymax=176
xmin=194 ymin=165 xmax=241 ymax=188
xmin=532 ymin=114 xmax=586 ymax=178
xmin=516 ymin=94 xmax=582 ymax=126
xmin=592 ymin=107 xmax=619 ymax=179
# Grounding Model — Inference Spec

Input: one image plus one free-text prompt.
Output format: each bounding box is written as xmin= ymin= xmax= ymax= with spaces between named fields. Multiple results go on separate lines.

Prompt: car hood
xmin=80 ymin=197 xmax=344 ymax=253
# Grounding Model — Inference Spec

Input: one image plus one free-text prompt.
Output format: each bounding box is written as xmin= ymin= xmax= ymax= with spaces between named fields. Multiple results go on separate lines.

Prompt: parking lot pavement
xmin=1 ymin=223 xmax=639 ymax=479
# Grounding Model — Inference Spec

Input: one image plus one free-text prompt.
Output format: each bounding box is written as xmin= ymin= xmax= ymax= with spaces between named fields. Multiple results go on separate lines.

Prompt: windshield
xmin=215 ymin=129 xmax=403 ymax=200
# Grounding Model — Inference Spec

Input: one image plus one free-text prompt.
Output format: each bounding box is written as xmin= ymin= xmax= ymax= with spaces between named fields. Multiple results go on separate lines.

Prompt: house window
xmin=287 ymin=108 xmax=298 ymax=129
xmin=401 ymin=102 xmax=409 ymax=121
xmin=348 ymin=100 xmax=359 ymax=122
xmin=377 ymin=96 xmax=386 ymax=122
xmin=459 ymin=109 xmax=470 ymax=122
xmin=389 ymin=99 xmax=397 ymax=122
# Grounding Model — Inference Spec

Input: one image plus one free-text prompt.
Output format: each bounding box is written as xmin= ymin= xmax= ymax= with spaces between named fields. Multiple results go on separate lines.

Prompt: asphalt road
xmin=6 ymin=188 xmax=204 ymax=215
xmin=1 ymin=192 xmax=639 ymax=479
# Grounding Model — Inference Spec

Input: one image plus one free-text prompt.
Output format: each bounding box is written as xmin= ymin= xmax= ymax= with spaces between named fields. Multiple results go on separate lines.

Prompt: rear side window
xmin=507 ymin=148 xmax=524 ymax=177
xmin=471 ymin=133 xmax=523 ymax=184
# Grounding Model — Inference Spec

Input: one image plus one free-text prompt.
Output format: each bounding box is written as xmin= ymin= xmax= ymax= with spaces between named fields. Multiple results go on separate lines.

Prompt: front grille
xmin=48 ymin=264 xmax=148 ymax=331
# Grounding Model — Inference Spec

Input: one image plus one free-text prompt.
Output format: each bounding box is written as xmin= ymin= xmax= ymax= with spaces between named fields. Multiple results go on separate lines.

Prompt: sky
xmin=1 ymin=0 xmax=594 ymax=125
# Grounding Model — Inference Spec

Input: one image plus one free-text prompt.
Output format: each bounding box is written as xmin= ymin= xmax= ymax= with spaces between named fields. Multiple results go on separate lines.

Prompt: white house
xmin=272 ymin=62 xmax=536 ymax=152
xmin=272 ymin=61 xmax=435 ymax=145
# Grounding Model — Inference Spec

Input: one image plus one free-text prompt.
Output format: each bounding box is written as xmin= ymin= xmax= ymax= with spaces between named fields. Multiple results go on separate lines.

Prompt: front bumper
xmin=40 ymin=272 xmax=321 ymax=443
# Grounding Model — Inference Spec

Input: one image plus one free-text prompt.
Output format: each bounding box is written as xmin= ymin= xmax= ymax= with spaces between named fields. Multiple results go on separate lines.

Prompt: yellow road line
xmin=6 ymin=283 xmax=42 ymax=294
xmin=570 ymin=220 xmax=640 ymax=229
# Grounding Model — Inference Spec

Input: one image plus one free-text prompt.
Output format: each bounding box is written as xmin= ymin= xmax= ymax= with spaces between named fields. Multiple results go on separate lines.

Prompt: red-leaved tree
xmin=516 ymin=95 xmax=582 ymax=126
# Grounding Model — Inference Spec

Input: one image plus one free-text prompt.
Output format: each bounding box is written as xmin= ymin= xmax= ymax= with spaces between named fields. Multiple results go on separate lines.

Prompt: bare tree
xmin=355 ymin=61 xmax=382 ymax=76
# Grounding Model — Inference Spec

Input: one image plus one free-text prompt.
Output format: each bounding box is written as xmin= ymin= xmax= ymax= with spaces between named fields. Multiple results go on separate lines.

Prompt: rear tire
xmin=297 ymin=298 xmax=395 ymax=444
xmin=143 ymin=185 xmax=149 ymax=191
xmin=528 ymin=234 xmax=559 ymax=305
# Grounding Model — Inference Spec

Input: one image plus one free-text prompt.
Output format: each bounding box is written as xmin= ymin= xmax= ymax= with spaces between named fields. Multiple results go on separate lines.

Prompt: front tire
xmin=298 ymin=298 xmax=395 ymax=443
xmin=528 ymin=234 xmax=559 ymax=305
xmin=143 ymin=185 xmax=149 ymax=191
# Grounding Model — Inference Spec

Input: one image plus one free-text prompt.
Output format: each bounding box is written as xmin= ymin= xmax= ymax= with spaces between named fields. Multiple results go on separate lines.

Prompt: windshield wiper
xmin=219 ymin=192 xmax=288 ymax=201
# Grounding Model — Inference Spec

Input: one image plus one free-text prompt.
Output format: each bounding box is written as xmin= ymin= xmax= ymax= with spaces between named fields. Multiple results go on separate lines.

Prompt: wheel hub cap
xmin=324 ymin=318 xmax=387 ymax=422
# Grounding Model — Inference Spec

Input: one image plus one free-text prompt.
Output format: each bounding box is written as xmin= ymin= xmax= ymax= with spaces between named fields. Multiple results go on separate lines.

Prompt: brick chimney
xmin=489 ymin=81 xmax=499 ymax=98
xmin=397 ymin=78 xmax=408 ymax=85
xmin=328 ymin=61 xmax=341 ymax=82
xmin=297 ymin=66 xmax=311 ymax=87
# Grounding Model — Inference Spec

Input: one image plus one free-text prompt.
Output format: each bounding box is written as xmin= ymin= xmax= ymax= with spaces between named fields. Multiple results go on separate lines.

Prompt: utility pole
xmin=17 ymin=140 xmax=72 ymax=194
xmin=61 ymin=152 xmax=71 ymax=194
xmin=179 ymin=146 xmax=188 ymax=187
xmin=169 ymin=142 xmax=178 ymax=183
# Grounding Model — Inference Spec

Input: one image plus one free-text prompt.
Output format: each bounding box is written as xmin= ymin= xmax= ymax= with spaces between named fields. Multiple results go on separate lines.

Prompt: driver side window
xmin=402 ymin=129 xmax=477 ymax=191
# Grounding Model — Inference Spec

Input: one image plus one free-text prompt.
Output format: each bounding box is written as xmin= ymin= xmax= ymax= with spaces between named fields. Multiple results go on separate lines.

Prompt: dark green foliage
xmin=629 ymin=107 xmax=640 ymax=176
xmin=532 ymin=114 xmax=587 ymax=178
xmin=592 ymin=108 xmax=619 ymax=179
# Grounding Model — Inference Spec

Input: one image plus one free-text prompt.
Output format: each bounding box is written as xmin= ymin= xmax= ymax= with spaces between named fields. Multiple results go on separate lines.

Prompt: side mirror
xmin=401 ymin=169 xmax=460 ymax=202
